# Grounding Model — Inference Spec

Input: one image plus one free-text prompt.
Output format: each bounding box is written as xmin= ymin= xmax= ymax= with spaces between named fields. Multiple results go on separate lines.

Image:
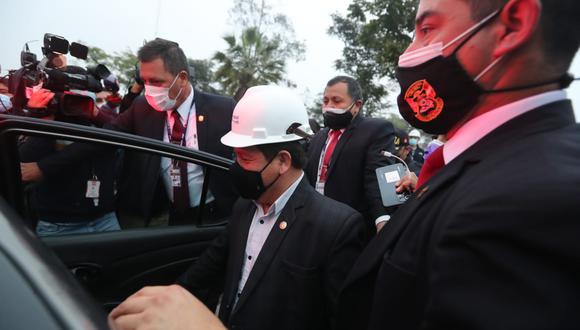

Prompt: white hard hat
xmin=221 ymin=85 xmax=311 ymax=148
xmin=409 ymin=129 xmax=421 ymax=138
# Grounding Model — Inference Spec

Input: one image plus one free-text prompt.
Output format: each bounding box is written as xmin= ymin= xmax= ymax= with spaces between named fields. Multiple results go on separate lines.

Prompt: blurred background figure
xmin=408 ymin=129 xmax=425 ymax=166
xmin=423 ymin=134 xmax=447 ymax=161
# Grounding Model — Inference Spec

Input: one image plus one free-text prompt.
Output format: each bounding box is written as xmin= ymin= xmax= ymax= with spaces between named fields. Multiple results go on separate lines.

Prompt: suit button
xmin=225 ymin=304 xmax=231 ymax=309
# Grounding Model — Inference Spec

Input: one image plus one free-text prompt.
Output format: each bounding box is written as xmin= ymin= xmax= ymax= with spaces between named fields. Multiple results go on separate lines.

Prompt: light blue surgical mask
xmin=409 ymin=138 xmax=418 ymax=146
xmin=0 ymin=94 xmax=12 ymax=113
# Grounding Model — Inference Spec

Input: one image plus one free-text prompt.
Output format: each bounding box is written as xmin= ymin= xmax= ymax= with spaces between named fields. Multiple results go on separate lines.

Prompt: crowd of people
xmin=2 ymin=0 xmax=580 ymax=329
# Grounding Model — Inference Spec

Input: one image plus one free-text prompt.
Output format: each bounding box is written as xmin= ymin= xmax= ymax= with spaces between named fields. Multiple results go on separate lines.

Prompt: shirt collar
xmin=443 ymin=90 xmax=568 ymax=164
xmin=254 ymin=172 xmax=304 ymax=218
xmin=173 ymin=84 xmax=195 ymax=120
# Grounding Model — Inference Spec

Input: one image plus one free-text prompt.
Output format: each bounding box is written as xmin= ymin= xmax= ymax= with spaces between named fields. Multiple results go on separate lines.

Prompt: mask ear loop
xmin=444 ymin=8 xmax=503 ymax=55
xmin=168 ymin=71 xmax=186 ymax=101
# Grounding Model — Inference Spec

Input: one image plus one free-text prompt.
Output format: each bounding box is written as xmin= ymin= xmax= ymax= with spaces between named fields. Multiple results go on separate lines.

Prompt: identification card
xmin=170 ymin=167 xmax=182 ymax=187
xmin=86 ymin=180 xmax=101 ymax=199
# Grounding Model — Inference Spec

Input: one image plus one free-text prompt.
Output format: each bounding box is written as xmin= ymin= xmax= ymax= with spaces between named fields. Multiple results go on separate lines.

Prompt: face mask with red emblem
xmin=395 ymin=7 xmax=576 ymax=135
xmin=395 ymin=9 xmax=502 ymax=134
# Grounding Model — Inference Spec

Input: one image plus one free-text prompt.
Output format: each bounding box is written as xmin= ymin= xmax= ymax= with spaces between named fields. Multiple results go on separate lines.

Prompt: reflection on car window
xmin=17 ymin=135 xmax=234 ymax=237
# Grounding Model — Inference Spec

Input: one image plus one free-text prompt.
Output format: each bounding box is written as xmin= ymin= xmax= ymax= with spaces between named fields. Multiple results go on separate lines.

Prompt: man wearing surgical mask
xmin=337 ymin=0 xmax=580 ymax=329
xmin=110 ymin=38 xmax=237 ymax=225
xmin=305 ymin=76 xmax=398 ymax=234
xmin=33 ymin=38 xmax=237 ymax=226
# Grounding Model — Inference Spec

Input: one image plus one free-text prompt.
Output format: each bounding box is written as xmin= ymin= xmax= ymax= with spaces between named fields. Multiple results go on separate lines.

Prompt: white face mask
xmin=322 ymin=101 xmax=355 ymax=114
xmin=0 ymin=94 xmax=12 ymax=112
xmin=398 ymin=9 xmax=501 ymax=68
xmin=144 ymin=75 xmax=183 ymax=112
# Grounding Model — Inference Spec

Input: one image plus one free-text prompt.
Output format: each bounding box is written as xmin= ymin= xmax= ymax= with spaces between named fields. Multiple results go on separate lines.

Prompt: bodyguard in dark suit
xmin=338 ymin=0 xmax=580 ymax=329
xmin=305 ymin=76 xmax=396 ymax=232
xmin=178 ymin=86 xmax=368 ymax=330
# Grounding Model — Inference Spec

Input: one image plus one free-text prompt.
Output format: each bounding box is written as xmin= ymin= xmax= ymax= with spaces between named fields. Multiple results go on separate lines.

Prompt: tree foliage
xmin=214 ymin=28 xmax=286 ymax=100
xmin=86 ymin=46 xmax=137 ymax=91
xmin=213 ymin=0 xmax=305 ymax=100
xmin=329 ymin=0 xmax=417 ymax=117
xmin=188 ymin=59 xmax=219 ymax=94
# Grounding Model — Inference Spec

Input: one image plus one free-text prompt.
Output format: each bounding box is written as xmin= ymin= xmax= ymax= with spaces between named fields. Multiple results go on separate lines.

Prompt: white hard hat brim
xmin=221 ymin=131 xmax=304 ymax=148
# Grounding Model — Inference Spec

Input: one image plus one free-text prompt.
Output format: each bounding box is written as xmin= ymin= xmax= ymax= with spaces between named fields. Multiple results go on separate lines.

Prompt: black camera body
xmin=9 ymin=33 xmax=115 ymax=120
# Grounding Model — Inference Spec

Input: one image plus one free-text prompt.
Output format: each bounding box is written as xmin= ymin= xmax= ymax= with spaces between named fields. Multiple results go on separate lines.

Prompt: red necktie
xmin=416 ymin=145 xmax=445 ymax=188
xmin=170 ymin=111 xmax=190 ymax=211
xmin=319 ymin=130 xmax=341 ymax=182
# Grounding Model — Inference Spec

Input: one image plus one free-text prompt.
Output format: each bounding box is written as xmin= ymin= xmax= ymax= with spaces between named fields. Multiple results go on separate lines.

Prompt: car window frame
xmin=0 ymin=114 xmax=233 ymax=230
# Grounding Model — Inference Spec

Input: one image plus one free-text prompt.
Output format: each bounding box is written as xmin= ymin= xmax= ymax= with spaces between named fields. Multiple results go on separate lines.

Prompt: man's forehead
xmin=416 ymin=0 xmax=469 ymax=23
xmin=235 ymin=147 xmax=260 ymax=157
xmin=140 ymin=58 xmax=171 ymax=76
xmin=324 ymin=82 xmax=349 ymax=97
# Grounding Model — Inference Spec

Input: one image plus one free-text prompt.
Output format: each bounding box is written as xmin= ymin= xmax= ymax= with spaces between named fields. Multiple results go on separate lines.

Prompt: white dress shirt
xmin=444 ymin=90 xmax=568 ymax=164
xmin=235 ymin=172 xmax=304 ymax=303
xmin=160 ymin=86 xmax=214 ymax=207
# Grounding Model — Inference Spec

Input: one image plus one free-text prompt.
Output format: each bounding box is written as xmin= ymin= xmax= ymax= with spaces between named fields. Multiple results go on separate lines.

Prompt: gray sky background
xmin=1 ymin=0 xmax=579 ymax=120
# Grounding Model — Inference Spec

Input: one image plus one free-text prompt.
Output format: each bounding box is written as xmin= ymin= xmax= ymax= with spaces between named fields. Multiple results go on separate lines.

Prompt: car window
xmin=13 ymin=127 xmax=234 ymax=237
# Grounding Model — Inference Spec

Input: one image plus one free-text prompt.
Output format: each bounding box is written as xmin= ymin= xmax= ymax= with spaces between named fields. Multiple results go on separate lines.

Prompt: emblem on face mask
xmin=404 ymin=79 xmax=444 ymax=122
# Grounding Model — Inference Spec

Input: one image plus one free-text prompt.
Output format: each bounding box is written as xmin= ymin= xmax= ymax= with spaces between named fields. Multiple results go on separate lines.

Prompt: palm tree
xmin=213 ymin=27 xmax=286 ymax=100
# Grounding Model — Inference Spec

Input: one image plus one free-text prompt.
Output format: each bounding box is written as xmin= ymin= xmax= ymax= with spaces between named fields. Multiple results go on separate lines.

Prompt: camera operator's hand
xmin=130 ymin=82 xmax=144 ymax=94
xmin=27 ymin=88 xmax=55 ymax=109
xmin=20 ymin=162 xmax=44 ymax=182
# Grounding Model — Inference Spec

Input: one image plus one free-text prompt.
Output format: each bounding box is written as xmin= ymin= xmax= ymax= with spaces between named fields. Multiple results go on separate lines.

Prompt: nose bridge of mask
xmin=442 ymin=8 xmax=501 ymax=53
xmin=323 ymin=101 xmax=355 ymax=114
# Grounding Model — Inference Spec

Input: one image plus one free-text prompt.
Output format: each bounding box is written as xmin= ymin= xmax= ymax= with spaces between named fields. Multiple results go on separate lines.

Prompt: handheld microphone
xmin=381 ymin=150 xmax=410 ymax=174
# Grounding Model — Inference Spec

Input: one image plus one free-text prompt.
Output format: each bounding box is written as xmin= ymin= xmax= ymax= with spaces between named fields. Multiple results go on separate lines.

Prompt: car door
xmin=0 ymin=113 xmax=233 ymax=308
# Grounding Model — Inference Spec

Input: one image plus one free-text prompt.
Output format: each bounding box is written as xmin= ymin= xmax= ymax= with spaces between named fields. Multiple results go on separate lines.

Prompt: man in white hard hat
xmin=110 ymin=85 xmax=368 ymax=330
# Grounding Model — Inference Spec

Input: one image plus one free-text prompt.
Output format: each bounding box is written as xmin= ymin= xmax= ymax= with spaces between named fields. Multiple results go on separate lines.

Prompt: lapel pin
xmin=417 ymin=186 xmax=430 ymax=199
xmin=198 ymin=115 xmax=205 ymax=122
xmin=279 ymin=221 xmax=287 ymax=230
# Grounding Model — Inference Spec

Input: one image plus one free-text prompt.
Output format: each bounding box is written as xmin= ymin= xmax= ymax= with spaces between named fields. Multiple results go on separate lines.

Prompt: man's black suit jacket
xmin=337 ymin=100 xmax=580 ymax=330
xmin=177 ymin=177 xmax=369 ymax=330
xmin=37 ymin=89 xmax=236 ymax=219
xmin=109 ymin=90 xmax=236 ymax=218
xmin=305 ymin=115 xmax=396 ymax=230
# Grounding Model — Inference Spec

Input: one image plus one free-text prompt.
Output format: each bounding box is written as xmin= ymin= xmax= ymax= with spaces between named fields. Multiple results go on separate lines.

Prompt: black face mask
xmin=229 ymin=155 xmax=280 ymax=200
xmin=395 ymin=8 xmax=575 ymax=135
xmin=323 ymin=103 xmax=355 ymax=130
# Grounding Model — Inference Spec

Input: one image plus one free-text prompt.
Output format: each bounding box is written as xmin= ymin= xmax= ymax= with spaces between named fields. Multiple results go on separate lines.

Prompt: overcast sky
xmin=1 ymin=0 xmax=579 ymax=120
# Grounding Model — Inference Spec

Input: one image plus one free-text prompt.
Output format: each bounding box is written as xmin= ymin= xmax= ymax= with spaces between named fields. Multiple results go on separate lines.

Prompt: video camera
xmin=8 ymin=33 xmax=118 ymax=120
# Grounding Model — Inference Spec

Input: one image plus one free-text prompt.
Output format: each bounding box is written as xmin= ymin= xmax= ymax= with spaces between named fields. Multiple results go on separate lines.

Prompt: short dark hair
xmin=138 ymin=38 xmax=190 ymax=76
xmin=256 ymin=141 xmax=308 ymax=169
xmin=326 ymin=76 xmax=364 ymax=103
xmin=463 ymin=0 xmax=580 ymax=71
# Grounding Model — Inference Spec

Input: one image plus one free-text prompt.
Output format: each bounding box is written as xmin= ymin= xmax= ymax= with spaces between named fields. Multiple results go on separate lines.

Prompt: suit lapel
xmin=223 ymin=201 xmax=256 ymax=313
xmin=343 ymin=156 xmax=470 ymax=287
xmin=325 ymin=116 xmax=362 ymax=180
xmin=232 ymin=178 xmax=308 ymax=314
xmin=342 ymin=99 xmax=576 ymax=288
xmin=193 ymin=89 xmax=208 ymax=152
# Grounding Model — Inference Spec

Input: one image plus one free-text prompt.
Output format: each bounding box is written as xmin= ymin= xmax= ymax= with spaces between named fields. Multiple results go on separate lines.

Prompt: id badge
xmin=170 ymin=167 xmax=182 ymax=188
xmin=315 ymin=181 xmax=325 ymax=195
xmin=86 ymin=180 xmax=101 ymax=198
